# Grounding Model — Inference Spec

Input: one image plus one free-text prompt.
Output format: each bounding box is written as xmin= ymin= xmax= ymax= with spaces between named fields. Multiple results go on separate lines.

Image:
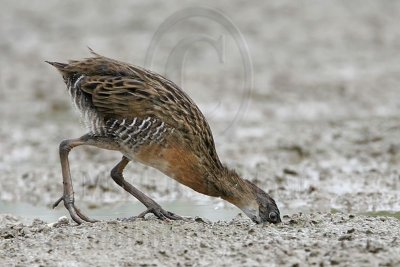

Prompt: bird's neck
xmin=211 ymin=166 xmax=258 ymax=210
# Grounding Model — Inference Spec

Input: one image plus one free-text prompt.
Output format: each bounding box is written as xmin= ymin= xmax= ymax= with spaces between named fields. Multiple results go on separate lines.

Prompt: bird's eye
xmin=269 ymin=211 xmax=278 ymax=222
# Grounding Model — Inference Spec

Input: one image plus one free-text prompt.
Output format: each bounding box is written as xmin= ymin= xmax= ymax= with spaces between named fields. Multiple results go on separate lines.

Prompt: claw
xmin=75 ymin=206 xmax=99 ymax=223
xmin=52 ymin=196 xmax=64 ymax=209
xmin=137 ymin=206 xmax=183 ymax=221
xmin=53 ymin=195 xmax=98 ymax=224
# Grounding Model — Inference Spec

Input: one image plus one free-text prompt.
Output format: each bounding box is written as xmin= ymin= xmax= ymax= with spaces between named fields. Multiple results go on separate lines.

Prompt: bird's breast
xmin=131 ymin=143 xmax=216 ymax=196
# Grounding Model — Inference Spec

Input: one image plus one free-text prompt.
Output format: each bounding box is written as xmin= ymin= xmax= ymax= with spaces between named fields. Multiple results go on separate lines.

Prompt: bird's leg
xmin=111 ymin=156 xmax=182 ymax=220
xmin=53 ymin=134 xmax=98 ymax=224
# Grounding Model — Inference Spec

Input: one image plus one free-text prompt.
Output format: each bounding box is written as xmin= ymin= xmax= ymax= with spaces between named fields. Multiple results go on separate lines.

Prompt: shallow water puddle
xmin=362 ymin=211 xmax=400 ymax=220
xmin=2 ymin=201 xmax=399 ymax=223
xmin=0 ymin=200 xmax=241 ymax=223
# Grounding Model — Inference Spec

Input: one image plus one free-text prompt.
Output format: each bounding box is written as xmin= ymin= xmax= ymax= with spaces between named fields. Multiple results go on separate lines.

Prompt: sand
xmin=1 ymin=0 xmax=400 ymax=266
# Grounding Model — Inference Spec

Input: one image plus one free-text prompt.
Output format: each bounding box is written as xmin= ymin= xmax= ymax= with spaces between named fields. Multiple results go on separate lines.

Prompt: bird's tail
xmin=45 ymin=61 xmax=67 ymax=70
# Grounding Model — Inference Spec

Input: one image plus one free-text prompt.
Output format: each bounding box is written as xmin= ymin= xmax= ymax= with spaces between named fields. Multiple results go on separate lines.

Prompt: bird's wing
xmin=79 ymin=74 xmax=201 ymax=136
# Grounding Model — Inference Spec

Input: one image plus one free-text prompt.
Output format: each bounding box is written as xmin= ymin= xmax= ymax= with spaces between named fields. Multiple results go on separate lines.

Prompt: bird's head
xmin=219 ymin=168 xmax=281 ymax=224
xmin=238 ymin=180 xmax=281 ymax=224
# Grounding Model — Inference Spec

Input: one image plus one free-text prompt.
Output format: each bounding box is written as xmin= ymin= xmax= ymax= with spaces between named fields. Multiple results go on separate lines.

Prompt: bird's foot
xmin=136 ymin=205 xmax=183 ymax=221
xmin=53 ymin=195 xmax=98 ymax=224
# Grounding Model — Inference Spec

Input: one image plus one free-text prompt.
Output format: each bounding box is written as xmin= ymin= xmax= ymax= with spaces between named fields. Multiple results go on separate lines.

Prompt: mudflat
xmin=1 ymin=0 xmax=400 ymax=266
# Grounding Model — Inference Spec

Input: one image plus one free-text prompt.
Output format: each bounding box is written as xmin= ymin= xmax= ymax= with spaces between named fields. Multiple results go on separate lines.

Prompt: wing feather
xmin=65 ymin=54 xmax=221 ymax=168
xmin=80 ymin=75 xmax=172 ymax=124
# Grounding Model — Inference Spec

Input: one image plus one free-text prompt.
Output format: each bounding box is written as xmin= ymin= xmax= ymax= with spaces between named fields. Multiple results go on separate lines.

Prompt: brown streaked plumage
xmin=46 ymin=49 xmax=281 ymax=224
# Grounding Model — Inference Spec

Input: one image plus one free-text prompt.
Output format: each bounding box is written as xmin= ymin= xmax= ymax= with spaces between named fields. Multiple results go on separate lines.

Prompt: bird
xmin=46 ymin=49 xmax=281 ymax=224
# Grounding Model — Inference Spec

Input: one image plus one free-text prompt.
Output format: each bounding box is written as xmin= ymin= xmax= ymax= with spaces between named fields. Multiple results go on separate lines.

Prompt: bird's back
xmin=48 ymin=52 xmax=223 ymax=178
